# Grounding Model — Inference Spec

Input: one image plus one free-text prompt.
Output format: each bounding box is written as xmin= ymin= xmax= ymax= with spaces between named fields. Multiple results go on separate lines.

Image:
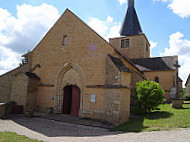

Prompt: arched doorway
xmin=62 ymin=85 xmax=80 ymax=116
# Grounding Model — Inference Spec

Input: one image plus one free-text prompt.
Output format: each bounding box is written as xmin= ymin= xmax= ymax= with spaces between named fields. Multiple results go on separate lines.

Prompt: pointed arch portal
xmin=55 ymin=62 xmax=85 ymax=116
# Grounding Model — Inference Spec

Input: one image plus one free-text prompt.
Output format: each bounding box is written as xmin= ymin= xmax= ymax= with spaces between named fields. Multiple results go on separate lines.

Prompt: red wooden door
xmin=71 ymin=86 xmax=80 ymax=116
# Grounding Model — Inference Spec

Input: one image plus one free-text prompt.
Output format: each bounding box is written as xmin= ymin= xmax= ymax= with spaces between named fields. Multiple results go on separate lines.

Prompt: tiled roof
xmin=130 ymin=56 xmax=178 ymax=71
xmin=25 ymin=72 xmax=40 ymax=80
xmin=120 ymin=0 xmax=143 ymax=36
xmin=108 ymin=54 xmax=131 ymax=72
xmin=185 ymin=74 xmax=190 ymax=86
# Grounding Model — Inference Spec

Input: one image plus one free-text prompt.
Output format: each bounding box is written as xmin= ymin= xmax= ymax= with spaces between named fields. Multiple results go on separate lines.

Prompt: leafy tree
xmin=135 ymin=80 xmax=165 ymax=114
xmin=19 ymin=57 xmax=28 ymax=67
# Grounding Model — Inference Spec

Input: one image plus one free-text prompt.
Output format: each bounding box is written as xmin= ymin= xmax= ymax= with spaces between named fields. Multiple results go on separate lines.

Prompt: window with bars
xmin=121 ymin=39 xmax=129 ymax=48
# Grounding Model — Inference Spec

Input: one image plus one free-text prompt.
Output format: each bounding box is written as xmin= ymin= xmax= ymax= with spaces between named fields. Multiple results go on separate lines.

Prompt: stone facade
xmin=0 ymin=8 xmax=183 ymax=126
xmin=0 ymin=64 xmax=30 ymax=103
xmin=109 ymin=34 xmax=150 ymax=59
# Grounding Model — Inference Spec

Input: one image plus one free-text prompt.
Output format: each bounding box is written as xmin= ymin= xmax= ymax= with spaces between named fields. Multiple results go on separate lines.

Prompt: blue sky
xmin=0 ymin=0 xmax=190 ymax=85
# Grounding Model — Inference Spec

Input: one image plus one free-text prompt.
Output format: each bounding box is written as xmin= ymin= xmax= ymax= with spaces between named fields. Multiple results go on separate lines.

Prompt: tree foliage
xmin=135 ymin=80 xmax=165 ymax=114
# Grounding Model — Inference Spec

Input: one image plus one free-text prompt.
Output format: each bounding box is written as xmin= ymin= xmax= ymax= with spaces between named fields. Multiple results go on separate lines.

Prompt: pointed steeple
xmin=120 ymin=0 xmax=143 ymax=36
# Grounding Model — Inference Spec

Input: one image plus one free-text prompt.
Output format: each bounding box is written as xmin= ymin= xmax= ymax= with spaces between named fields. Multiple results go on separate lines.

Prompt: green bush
xmin=135 ymin=80 xmax=165 ymax=114
xmin=184 ymin=94 xmax=190 ymax=101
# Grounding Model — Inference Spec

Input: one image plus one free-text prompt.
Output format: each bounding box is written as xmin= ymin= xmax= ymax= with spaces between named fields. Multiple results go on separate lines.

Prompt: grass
xmin=0 ymin=132 xmax=43 ymax=142
xmin=111 ymin=101 xmax=190 ymax=132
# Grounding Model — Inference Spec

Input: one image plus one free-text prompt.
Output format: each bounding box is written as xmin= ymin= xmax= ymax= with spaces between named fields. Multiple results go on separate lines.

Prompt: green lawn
xmin=0 ymin=132 xmax=43 ymax=142
xmin=111 ymin=101 xmax=190 ymax=132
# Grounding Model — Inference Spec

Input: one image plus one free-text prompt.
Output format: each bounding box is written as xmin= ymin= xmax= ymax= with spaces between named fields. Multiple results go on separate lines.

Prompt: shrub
xmin=135 ymin=80 xmax=165 ymax=114
xmin=184 ymin=94 xmax=190 ymax=101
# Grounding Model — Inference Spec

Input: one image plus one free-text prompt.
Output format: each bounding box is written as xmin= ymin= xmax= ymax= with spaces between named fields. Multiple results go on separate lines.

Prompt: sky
xmin=0 ymin=0 xmax=190 ymax=86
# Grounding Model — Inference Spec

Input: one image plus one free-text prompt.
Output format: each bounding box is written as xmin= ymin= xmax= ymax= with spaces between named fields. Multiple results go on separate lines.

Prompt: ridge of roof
xmin=130 ymin=56 xmax=178 ymax=72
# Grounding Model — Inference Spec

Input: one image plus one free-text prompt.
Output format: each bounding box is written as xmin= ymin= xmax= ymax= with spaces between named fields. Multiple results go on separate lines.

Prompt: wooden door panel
xmin=71 ymin=86 xmax=80 ymax=116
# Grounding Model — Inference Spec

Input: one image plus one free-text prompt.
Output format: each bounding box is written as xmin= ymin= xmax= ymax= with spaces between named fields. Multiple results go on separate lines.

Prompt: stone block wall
xmin=11 ymin=73 xmax=28 ymax=110
xmin=0 ymin=64 xmax=29 ymax=103
xmin=109 ymin=34 xmax=150 ymax=59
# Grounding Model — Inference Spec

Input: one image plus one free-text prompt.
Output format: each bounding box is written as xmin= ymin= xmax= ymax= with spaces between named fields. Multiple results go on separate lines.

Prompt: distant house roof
xmin=120 ymin=0 xmax=143 ymax=36
xmin=108 ymin=54 xmax=131 ymax=72
xmin=185 ymin=74 xmax=190 ymax=86
xmin=25 ymin=72 xmax=40 ymax=80
xmin=130 ymin=56 xmax=178 ymax=72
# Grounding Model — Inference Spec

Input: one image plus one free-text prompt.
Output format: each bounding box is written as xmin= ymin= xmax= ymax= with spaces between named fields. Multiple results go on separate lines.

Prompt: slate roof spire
xmin=120 ymin=0 xmax=143 ymax=36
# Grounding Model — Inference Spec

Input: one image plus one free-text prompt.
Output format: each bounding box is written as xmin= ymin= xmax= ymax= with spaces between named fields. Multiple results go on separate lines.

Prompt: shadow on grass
xmin=111 ymin=117 xmax=148 ymax=133
xmin=111 ymin=111 xmax=173 ymax=133
xmin=145 ymin=111 xmax=173 ymax=120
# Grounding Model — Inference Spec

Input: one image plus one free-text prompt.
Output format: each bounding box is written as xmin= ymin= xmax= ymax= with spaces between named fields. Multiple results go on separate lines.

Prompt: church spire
xmin=128 ymin=0 xmax=134 ymax=8
xmin=120 ymin=0 xmax=143 ymax=36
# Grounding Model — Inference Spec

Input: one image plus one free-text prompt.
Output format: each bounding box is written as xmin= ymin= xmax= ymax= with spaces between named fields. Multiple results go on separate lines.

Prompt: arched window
xmin=155 ymin=77 xmax=159 ymax=83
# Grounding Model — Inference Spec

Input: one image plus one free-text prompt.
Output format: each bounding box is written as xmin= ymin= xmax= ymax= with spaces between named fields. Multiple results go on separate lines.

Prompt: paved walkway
xmin=0 ymin=116 xmax=190 ymax=142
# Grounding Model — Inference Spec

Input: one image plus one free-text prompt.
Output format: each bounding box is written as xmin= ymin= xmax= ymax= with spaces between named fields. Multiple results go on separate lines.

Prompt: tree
xmin=19 ymin=57 xmax=28 ymax=67
xmin=135 ymin=80 xmax=165 ymax=114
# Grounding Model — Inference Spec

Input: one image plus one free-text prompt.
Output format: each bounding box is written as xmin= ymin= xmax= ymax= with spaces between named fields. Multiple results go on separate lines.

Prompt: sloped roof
xmin=120 ymin=0 xmax=143 ymax=36
xmin=108 ymin=54 xmax=131 ymax=72
xmin=130 ymin=56 xmax=178 ymax=71
xmin=185 ymin=74 xmax=190 ymax=86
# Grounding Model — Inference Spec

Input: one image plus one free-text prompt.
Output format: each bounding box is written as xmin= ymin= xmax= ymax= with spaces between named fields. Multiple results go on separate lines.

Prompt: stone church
xmin=0 ymin=0 xmax=182 ymax=125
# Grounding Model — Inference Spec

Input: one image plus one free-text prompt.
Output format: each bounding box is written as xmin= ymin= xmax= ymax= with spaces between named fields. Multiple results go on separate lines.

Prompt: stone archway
xmin=55 ymin=62 xmax=85 ymax=116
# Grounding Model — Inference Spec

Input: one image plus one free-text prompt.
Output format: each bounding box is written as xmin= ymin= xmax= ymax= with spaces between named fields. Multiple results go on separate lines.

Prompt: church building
xmin=0 ymin=0 xmax=182 ymax=125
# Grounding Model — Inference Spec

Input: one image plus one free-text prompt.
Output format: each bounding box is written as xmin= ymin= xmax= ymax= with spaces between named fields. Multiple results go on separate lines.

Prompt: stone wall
xmin=82 ymin=87 xmax=131 ymax=126
xmin=144 ymin=70 xmax=176 ymax=102
xmin=31 ymin=9 xmax=114 ymax=110
xmin=0 ymin=64 xmax=29 ymax=103
xmin=186 ymin=81 xmax=190 ymax=95
xmin=109 ymin=34 xmax=150 ymax=59
xmin=11 ymin=73 xmax=28 ymax=110
xmin=105 ymin=56 xmax=121 ymax=85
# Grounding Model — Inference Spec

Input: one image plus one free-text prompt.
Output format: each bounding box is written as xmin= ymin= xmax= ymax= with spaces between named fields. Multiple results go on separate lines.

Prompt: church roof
xmin=185 ymin=74 xmax=190 ymax=86
xmin=130 ymin=56 xmax=178 ymax=72
xmin=120 ymin=0 xmax=143 ymax=36
xmin=108 ymin=54 xmax=131 ymax=72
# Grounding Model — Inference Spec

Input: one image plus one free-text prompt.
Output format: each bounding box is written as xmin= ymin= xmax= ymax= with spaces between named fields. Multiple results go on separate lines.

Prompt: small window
xmin=121 ymin=39 xmax=129 ymax=48
xmin=155 ymin=77 xmax=159 ymax=83
xmin=121 ymin=39 xmax=124 ymax=48
xmin=126 ymin=39 xmax=129 ymax=47
xmin=62 ymin=35 xmax=68 ymax=46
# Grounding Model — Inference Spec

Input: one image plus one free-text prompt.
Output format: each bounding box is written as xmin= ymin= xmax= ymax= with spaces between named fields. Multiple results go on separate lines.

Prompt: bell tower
xmin=109 ymin=0 xmax=150 ymax=59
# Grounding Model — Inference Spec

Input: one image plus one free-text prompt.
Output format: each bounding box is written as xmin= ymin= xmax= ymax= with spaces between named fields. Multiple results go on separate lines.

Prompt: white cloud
xmin=88 ymin=15 xmax=121 ymax=41
xmin=0 ymin=46 xmax=21 ymax=75
xmin=106 ymin=15 xmax=114 ymax=23
xmin=0 ymin=3 xmax=60 ymax=75
xmin=88 ymin=18 xmax=108 ymax=37
xmin=118 ymin=0 xmax=127 ymax=6
xmin=106 ymin=23 xmax=121 ymax=40
xmin=168 ymin=0 xmax=190 ymax=18
xmin=153 ymin=0 xmax=190 ymax=18
xmin=162 ymin=32 xmax=190 ymax=86
xmin=150 ymin=41 xmax=158 ymax=57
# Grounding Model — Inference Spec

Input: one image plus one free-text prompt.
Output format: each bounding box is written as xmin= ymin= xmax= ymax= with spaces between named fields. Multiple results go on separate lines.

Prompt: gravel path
xmin=0 ymin=117 xmax=190 ymax=142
